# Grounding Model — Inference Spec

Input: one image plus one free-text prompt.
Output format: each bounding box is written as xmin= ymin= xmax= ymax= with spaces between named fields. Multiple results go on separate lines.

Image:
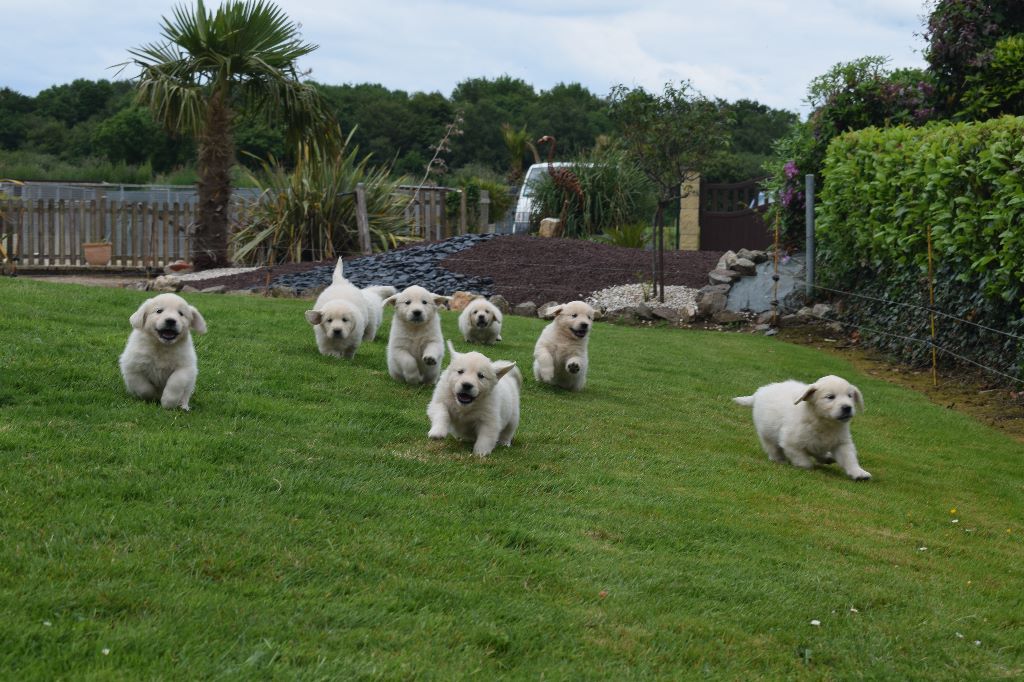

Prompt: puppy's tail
xmin=732 ymin=395 xmax=755 ymax=407
xmin=331 ymin=258 xmax=346 ymax=284
xmin=365 ymin=285 xmax=397 ymax=301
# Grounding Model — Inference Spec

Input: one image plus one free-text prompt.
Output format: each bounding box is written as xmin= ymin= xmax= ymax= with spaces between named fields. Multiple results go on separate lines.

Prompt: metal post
xmin=804 ymin=174 xmax=815 ymax=298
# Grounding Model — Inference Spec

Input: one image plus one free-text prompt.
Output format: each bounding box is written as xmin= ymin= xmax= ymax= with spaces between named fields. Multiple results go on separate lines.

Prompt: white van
xmin=512 ymin=162 xmax=577 ymax=234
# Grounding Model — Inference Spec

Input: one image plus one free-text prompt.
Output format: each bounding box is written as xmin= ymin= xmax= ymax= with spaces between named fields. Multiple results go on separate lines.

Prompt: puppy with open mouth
xmin=533 ymin=300 xmax=595 ymax=391
xmin=119 ymin=293 xmax=207 ymax=410
xmin=382 ymin=285 xmax=449 ymax=385
xmin=427 ymin=340 xmax=521 ymax=456
xmin=733 ymin=375 xmax=871 ymax=480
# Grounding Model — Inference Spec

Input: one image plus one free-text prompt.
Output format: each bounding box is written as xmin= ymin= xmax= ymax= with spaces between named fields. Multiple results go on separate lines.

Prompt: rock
xmin=754 ymin=323 xmax=771 ymax=332
xmin=227 ymin=288 xmax=256 ymax=296
xmin=780 ymin=314 xmax=800 ymax=325
xmin=713 ymin=310 xmax=746 ymax=324
xmin=199 ymin=285 xmax=227 ymax=294
xmin=122 ymin=280 xmax=148 ymax=291
xmin=812 ymin=303 xmax=833 ymax=318
xmin=181 ymin=285 xmax=200 ymax=293
xmin=698 ymin=283 xmax=732 ymax=296
xmin=269 ymin=284 xmax=298 ymax=298
xmin=448 ymin=290 xmax=477 ymax=312
xmin=609 ymin=307 xmax=638 ymax=324
xmin=756 ymin=310 xmax=775 ymax=325
xmin=538 ymin=301 xmax=560 ymax=318
xmin=489 ymin=294 xmax=510 ymax=314
xmin=513 ymin=301 xmax=537 ymax=317
xmin=797 ymin=306 xmax=814 ymax=322
xmin=716 ymin=250 xmax=737 ymax=271
xmin=737 ymin=248 xmax=766 ymax=264
xmin=652 ymin=306 xmax=682 ymax=323
xmin=538 ymin=218 xmax=563 ymax=238
xmin=696 ymin=291 xmax=728 ymax=319
xmin=163 ymin=259 xmax=194 ymax=275
xmin=708 ymin=269 xmax=740 ymax=285
xmin=151 ymin=275 xmax=183 ymax=292
xmin=635 ymin=302 xmax=656 ymax=320
xmin=827 ymin=321 xmax=845 ymax=334
xmin=732 ymin=257 xmax=757 ymax=276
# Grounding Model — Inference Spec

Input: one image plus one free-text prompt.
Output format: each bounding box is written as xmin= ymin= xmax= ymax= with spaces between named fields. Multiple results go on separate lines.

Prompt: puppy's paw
xmin=472 ymin=447 xmax=492 ymax=457
xmin=423 ymin=355 xmax=438 ymax=366
xmin=566 ymin=360 xmax=581 ymax=374
xmin=849 ymin=467 xmax=872 ymax=481
xmin=428 ymin=427 xmax=447 ymax=440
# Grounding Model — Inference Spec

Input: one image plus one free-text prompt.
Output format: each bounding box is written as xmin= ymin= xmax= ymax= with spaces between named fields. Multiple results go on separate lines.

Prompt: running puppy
xmin=119 ymin=293 xmax=207 ymax=410
xmin=427 ymin=340 xmax=521 ymax=456
xmin=733 ymin=375 xmax=871 ymax=480
xmin=533 ymin=300 xmax=595 ymax=391
xmin=304 ymin=258 xmax=395 ymax=359
xmin=458 ymin=297 xmax=503 ymax=345
xmin=383 ymin=285 xmax=449 ymax=384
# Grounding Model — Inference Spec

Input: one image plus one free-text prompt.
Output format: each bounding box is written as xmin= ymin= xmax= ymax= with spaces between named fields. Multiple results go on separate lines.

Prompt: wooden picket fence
xmin=0 ymin=186 xmax=474 ymax=270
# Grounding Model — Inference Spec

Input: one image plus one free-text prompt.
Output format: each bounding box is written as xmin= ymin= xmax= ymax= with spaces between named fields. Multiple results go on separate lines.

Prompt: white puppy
xmin=427 ymin=340 xmax=521 ymax=456
xmin=304 ymin=258 xmax=395 ymax=359
xmin=119 ymin=293 xmax=207 ymax=410
xmin=533 ymin=300 xmax=595 ymax=391
xmin=733 ymin=375 xmax=871 ymax=480
xmin=382 ymin=285 xmax=449 ymax=384
xmin=458 ymin=297 xmax=503 ymax=345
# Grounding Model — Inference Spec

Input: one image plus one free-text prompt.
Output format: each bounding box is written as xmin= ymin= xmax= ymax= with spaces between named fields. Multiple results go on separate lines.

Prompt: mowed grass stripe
xmin=0 ymin=278 xmax=1021 ymax=679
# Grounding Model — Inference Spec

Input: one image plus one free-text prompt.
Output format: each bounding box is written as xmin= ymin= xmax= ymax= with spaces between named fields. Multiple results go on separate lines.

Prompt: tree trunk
xmin=193 ymin=88 xmax=234 ymax=270
xmin=655 ymin=202 xmax=666 ymax=302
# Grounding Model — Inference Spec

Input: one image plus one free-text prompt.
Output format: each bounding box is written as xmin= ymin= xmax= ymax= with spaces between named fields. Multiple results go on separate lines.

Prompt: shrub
xmin=817 ymin=116 xmax=1024 ymax=381
xmin=444 ymin=165 xmax=514 ymax=231
xmin=232 ymin=140 xmax=409 ymax=264
xmin=960 ymin=34 xmax=1024 ymax=120
xmin=529 ymin=144 xmax=655 ymax=238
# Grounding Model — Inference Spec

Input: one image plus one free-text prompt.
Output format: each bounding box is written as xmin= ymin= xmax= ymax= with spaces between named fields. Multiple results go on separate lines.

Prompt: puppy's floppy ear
xmin=549 ymin=305 xmax=564 ymax=317
xmin=304 ymin=310 xmax=323 ymax=326
xmin=188 ymin=305 xmax=207 ymax=335
xmin=433 ymin=294 xmax=451 ymax=307
xmin=129 ymin=299 xmax=151 ymax=330
xmin=493 ymin=305 xmax=503 ymax=323
xmin=493 ymin=360 xmax=517 ymax=379
xmin=852 ymin=385 xmax=865 ymax=412
xmin=382 ymin=294 xmax=398 ymax=307
xmin=796 ymin=385 xmax=817 ymax=405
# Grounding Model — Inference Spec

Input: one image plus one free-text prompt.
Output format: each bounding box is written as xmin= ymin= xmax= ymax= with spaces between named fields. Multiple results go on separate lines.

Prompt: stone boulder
xmin=736 ymin=248 xmax=767 ymax=264
xmin=732 ymin=257 xmax=757 ymax=276
xmin=708 ymin=269 xmax=740 ymax=285
xmin=713 ymin=310 xmax=746 ymax=324
xmin=150 ymin=275 xmax=183 ymax=292
xmin=163 ymin=259 xmax=194 ymax=276
xmin=489 ymin=294 xmax=510 ymax=314
xmin=448 ymin=290 xmax=477 ymax=312
xmin=538 ymin=218 xmax=563 ymax=238
xmin=716 ymin=250 xmax=738 ymax=271
xmin=513 ymin=301 xmax=537 ymax=317
xmin=696 ymin=291 xmax=729 ymax=319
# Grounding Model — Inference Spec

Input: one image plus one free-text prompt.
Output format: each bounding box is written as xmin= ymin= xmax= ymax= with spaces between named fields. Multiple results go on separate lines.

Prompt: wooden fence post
xmin=355 ymin=182 xmax=372 ymax=255
xmin=459 ymin=189 xmax=468 ymax=236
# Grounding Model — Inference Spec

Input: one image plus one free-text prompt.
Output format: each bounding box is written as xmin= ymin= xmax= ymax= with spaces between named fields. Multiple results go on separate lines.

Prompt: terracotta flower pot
xmin=83 ymin=241 xmax=112 ymax=267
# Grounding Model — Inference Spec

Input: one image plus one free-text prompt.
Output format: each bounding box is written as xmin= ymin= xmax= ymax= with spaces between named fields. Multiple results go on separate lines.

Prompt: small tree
xmin=608 ymin=82 xmax=731 ymax=301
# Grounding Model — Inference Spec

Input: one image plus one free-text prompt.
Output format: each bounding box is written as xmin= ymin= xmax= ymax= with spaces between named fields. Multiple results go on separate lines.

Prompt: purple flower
xmin=784 ymin=160 xmax=799 ymax=179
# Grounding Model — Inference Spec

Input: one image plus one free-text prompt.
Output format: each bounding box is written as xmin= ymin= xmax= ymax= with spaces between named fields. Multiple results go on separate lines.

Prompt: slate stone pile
xmin=265 ymin=234 xmax=496 ymax=297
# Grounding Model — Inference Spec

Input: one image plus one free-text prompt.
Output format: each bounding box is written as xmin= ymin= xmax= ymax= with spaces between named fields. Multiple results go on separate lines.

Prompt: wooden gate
xmin=699 ymin=178 xmax=772 ymax=251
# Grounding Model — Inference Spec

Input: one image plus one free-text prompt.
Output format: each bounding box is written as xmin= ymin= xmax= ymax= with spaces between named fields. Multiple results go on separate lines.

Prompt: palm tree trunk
xmin=194 ymin=88 xmax=234 ymax=269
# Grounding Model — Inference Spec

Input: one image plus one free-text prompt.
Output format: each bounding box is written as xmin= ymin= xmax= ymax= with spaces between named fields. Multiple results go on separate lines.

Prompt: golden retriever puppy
xmin=427 ymin=340 xmax=521 ymax=456
xmin=733 ymin=375 xmax=870 ymax=480
xmin=533 ymin=300 xmax=595 ymax=391
xmin=119 ymin=293 xmax=207 ymax=410
xmin=304 ymin=259 xmax=395 ymax=359
xmin=382 ymin=285 xmax=449 ymax=384
xmin=458 ymin=297 xmax=503 ymax=345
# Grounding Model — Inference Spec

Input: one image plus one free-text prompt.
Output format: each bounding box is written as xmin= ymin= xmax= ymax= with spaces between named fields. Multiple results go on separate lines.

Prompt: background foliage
xmin=817 ymin=116 xmax=1024 ymax=380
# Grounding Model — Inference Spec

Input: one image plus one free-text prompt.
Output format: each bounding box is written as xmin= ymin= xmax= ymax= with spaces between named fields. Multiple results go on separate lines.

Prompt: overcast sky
xmin=1 ymin=0 xmax=929 ymax=116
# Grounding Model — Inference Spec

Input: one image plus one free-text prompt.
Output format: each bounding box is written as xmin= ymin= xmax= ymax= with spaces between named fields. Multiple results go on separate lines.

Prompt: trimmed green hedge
xmin=818 ymin=116 xmax=1024 ymax=382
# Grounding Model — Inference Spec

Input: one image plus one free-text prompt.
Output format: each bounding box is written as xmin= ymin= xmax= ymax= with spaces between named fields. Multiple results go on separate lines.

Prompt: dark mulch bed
xmin=193 ymin=236 xmax=723 ymax=304
xmin=441 ymin=236 xmax=723 ymax=304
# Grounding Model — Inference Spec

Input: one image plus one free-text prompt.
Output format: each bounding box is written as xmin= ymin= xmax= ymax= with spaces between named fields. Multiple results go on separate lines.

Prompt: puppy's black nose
xmin=578 ymin=322 xmax=589 ymax=330
xmin=332 ymin=329 xmax=342 ymax=337
xmin=461 ymin=382 xmax=473 ymax=391
xmin=411 ymin=310 xmax=423 ymax=318
xmin=840 ymin=404 xmax=852 ymax=416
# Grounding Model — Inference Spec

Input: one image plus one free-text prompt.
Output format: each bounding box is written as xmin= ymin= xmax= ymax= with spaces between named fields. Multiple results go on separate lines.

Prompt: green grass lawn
xmin=1 ymin=278 xmax=1022 ymax=680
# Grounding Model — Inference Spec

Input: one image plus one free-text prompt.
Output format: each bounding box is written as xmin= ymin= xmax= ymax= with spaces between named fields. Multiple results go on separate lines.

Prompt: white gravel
xmin=176 ymin=266 xmax=260 ymax=282
xmin=586 ymin=283 xmax=699 ymax=312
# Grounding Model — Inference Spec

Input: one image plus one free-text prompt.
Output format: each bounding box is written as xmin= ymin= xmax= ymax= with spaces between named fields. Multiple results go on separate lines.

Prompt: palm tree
xmin=127 ymin=0 xmax=339 ymax=269
xmin=500 ymin=123 xmax=539 ymax=185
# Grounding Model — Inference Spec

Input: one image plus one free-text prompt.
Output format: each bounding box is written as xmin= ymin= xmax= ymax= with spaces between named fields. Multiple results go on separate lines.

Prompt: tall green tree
xmin=609 ymin=82 xmax=731 ymax=300
xmin=126 ymin=0 xmax=339 ymax=269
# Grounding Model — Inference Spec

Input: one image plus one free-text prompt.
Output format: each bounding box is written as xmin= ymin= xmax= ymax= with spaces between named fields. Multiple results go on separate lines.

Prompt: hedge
xmin=817 ymin=116 xmax=1024 ymax=383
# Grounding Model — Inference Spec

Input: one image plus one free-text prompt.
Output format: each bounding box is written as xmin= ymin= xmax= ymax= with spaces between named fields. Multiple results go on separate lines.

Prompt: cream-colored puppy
xmin=383 ymin=285 xmax=449 ymax=384
xmin=458 ymin=297 xmax=503 ymax=345
xmin=304 ymin=259 xmax=395 ymax=359
xmin=427 ymin=340 xmax=521 ymax=456
xmin=533 ymin=300 xmax=595 ymax=391
xmin=119 ymin=293 xmax=207 ymax=410
xmin=733 ymin=375 xmax=870 ymax=480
